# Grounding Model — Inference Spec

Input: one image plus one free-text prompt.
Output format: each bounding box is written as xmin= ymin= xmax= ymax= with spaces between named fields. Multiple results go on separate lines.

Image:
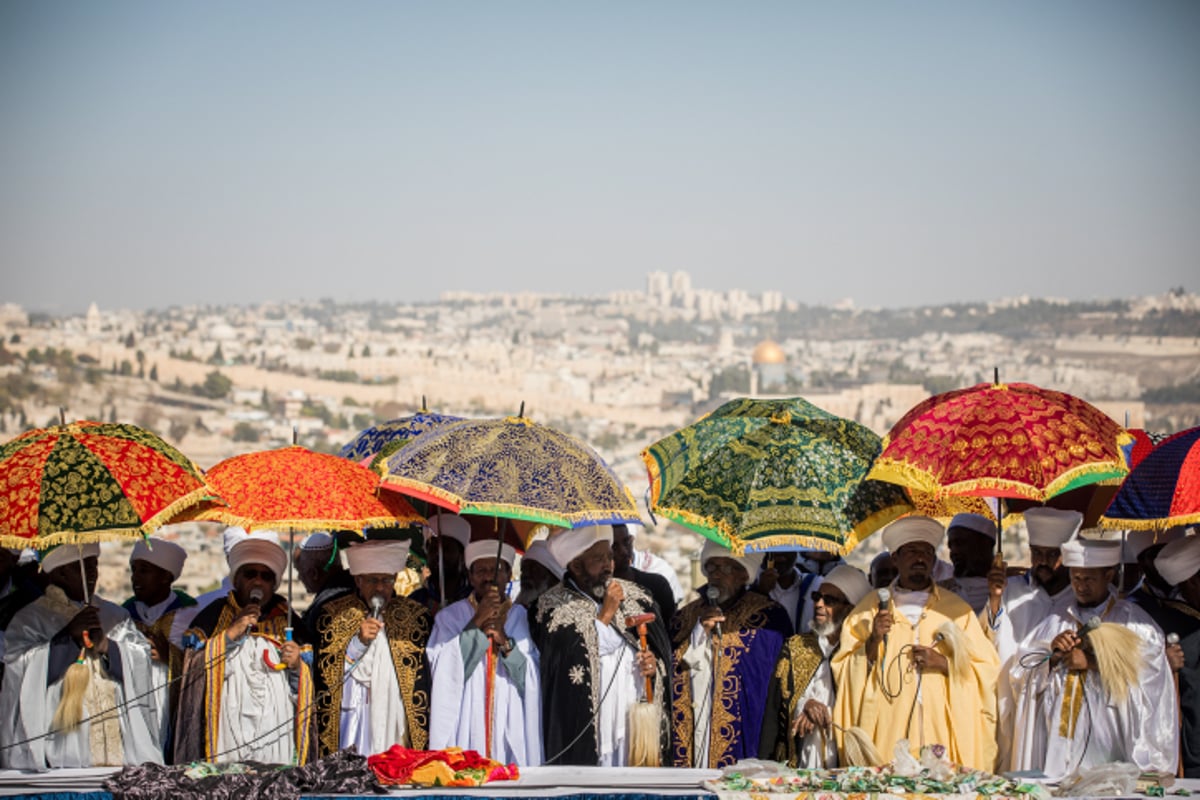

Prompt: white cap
xmin=948 ymin=513 xmax=996 ymax=541
xmin=227 ymin=531 xmax=287 ymax=589
xmin=222 ymin=526 xmax=249 ymax=556
xmin=1061 ymin=537 xmax=1122 ymax=568
xmin=299 ymin=531 xmax=334 ymax=551
xmin=424 ymin=513 xmax=471 ymax=549
xmin=522 ymin=540 xmax=563 ymax=579
xmin=821 ymin=564 xmax=871 ymax=606
xmin=465 ymin=540 xmax=516 ymax=568
xmin=1124 ymin=527 xmax=1186 ymax=563
xmin=130 ymin=539 xmax=187 ymax=580
xmin=40 ymin=543 xmax=101 ymax=574
xmin=1156 ymin=535 xmax=1200 ymax=587
xmin=1024 ymin=508 xmax=1083 ymax=548
xmin=547 ymin=524 xmax=613 ymax=571
xmin=700 ymin=539 xmax=763 ymax=584
xmin=18 ymin=548 xmax=38 ymax=567
xmin=345 ymin=540 xmax=411 ymax=576
xmin=882 ymin=516 xmax=945 ymax=553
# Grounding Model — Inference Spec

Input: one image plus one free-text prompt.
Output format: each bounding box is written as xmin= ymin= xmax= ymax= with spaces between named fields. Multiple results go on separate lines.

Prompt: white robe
xmin=595 ymin=618 xmax=640 ymax=767
xmin=427 ymin=598 xmax=543 ymax=765
xmin=0 ymin=589 xmax=164 ymax=769
xmin=339 ymin=627 xmax=407 ymax=756
xmin=215 ymin=633 xmax=297 ymax=764
xmin=1008 ymin=592 xmax=1179 ymax=780
xmin=793 ymin=635 xmax=838 ymax=769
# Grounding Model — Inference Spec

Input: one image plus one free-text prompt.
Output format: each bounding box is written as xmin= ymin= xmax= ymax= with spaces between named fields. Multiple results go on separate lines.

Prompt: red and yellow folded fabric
xmin=367 ymin=746 xmax=520 ymax=787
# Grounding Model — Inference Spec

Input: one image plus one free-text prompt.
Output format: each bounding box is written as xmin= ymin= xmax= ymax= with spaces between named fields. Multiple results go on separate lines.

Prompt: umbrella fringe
xmin=1099 ymin=513 xmax=1200 ymax=531
xmin=187 ymin=512 xmax=421 ymax=534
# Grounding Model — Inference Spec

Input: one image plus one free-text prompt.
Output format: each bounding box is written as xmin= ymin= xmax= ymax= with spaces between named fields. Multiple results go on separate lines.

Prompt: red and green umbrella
xmin=1100 ymin=426 xmax=1200 ymax=530
xmin=0 ymin=421 xmax=213 ymax=549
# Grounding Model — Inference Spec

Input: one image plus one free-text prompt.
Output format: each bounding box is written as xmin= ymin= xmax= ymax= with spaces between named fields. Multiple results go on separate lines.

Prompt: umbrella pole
xmin=495 ymin=517 xmax=505 ymax=594
xmin=76 ymin=547 xmax=90 ymax=606
xmin=286 ymin=530 xmax=294 ymax=640
xmin=436 ymin=508 xmax=446 ymax=610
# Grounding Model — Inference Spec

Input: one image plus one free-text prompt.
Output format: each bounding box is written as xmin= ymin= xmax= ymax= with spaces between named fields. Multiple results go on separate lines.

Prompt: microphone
xmin=370 ymin=595 xmax=384 ymax=620
xmin=877 ymin=588 xmax=891 ymax=651
xmin=1168 ymin=632 xmax=1181 ymax=646
xmin=705 ymin=586 xmax=723 ymax=639
xmin=249 ymin=588 xmax=265 ymax=605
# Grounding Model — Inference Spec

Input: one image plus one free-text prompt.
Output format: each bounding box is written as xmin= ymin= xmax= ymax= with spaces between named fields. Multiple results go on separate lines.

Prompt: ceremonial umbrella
xmin=867 ymin=381 xmax=1131 ymax=503
xmin=0 ymin=420 xmax=213 ymax=551
xmin=340 ymin=404 xmax=464 ymax=467
xmin=641 ymin=397 xmax=913 ymax=555
xmin=1099 ymin=426 xmax=1200 ymax=530
xmin=379 ymin=412 xmax=640 ymax=531
xmin=188 ymin=445 xmax=424 ymax=629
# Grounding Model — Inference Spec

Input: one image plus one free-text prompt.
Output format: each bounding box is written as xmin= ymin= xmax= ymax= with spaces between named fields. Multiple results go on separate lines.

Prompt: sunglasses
xmin=811 ymin=591 xmax=847 ymax=606
xmin=240 ymin=567 xmax=276 ymax=582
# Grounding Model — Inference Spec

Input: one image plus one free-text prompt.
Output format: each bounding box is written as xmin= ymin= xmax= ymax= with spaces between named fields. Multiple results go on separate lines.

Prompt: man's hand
xmin=1050 ymin=630 xmax=1092 ymax=670
xmin=66 ymin=605 xmax=105 ymax=651
xmin=147 ymin=630 xmax=169 ymax=663
xmin=791 ymin=699 xmax=831 ymax=737
xmin=909 ymin=644 xmax=949 ymax=674
xmin=597 ymin=580 xmax=623 ymax=626
xmin=634 ymin=649 xmax=657 ymax=678
xmin=472 ymin=585 xmax=509 ymax=633
xmin=698 ymin=604 xmax=726 ymax=636
xmin=280 ymin=641 xmax=302 ymax=670
xmin=867 ymin=607 xmax=892 ymax=656
xmin=225 ymin=603 xmax=260 ymax=642
xmin=987 ymin=556 xmax=1007 ymax=615
xmin=359 ymin=617 xmax=384 ymax=644
xmin=1167 ymin=640 xmax=1185 ymax=673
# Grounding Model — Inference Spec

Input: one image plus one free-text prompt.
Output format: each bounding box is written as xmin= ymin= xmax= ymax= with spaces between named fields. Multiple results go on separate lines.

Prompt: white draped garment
xmin=215 ymin=633 xmax=298 ymax=764
xmin=1008 ymin=592 xmax=1179 ymax=780
xmin=339 ymin=627 xmax=408 ymax=756
xmin=427 ymin=597 xmax=543 ymax=765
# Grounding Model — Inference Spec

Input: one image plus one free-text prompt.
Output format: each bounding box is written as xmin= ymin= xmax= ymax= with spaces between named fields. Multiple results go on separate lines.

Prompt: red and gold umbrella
xmin=193 ymin=445 xmax=422 ymax=534
xmin=868 ymin=381 xmax=1131 ymax=503
xmin=0 ymin=421 xmax=213 ymax=549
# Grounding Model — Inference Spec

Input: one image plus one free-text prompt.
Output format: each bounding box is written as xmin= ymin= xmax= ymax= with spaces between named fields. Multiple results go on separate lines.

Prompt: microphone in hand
xmin=249 ymin=588 xmax=265 ymax=605
xmin=370 ymin=595 xmax=385 ymax=620
xmin=876 ymin=587 xmax=891 ymax=649
xmin=705 ymin=586 xmax=723 ymax=639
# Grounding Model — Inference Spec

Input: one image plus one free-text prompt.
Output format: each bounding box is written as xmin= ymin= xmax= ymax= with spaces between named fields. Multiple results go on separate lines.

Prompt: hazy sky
xmin=2 ymin=1 xmax=1198 ymax=314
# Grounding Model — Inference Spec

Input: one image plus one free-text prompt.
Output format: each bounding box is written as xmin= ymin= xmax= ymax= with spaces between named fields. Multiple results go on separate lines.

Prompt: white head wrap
xmin=130 ymin=539 xmax=187 ymax=580
xmin=40 ymin=542 xmax=101 ymax=575
xmin=1061 ymin=536 xmax=1122 ymax=568
xmin=948 ymin=513 xmax=997 ymax=541
xmin=1124 ymin=527 xmax=1186 ymax=563
xmin=821 ymin=564 xmax=871 ymax=607
xmin=424 ymin=513 xmax=471 ymax=549
xmin=465 ymin=540 xmax=516 ymax=568
xmin=18 ymin=548 xmax=38 ymax=567
xmin=547 ymin=524 xmax=613 ymax=571
xmin=522 ymin=540 xmax=563 ymax=579
xmin=1156 ymin=535 xmax=1200 ymax=587
xmin=345 ymin=540 xmax=411 ymax=576
xmin=881 ymin=516 xmax=945 ymax=553
xmin=1024 ymin=508 xmax=1083 ymax=548
xmin=227 ymin=531 xmax=287 ymax=589
xmin=700 ymin=539 xmax=764 ymax=584
xmin=223 ymin=526 xmax=249 ymax=556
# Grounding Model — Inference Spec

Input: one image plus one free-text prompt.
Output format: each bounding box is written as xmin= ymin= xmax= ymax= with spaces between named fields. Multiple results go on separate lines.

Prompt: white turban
xmin=881 ymin=516 xmax=945 ymax=553
xmin=1024 ymin=508 xmax=1082 ymax=548
xmin=700 ymin=539 xmax=764 ymax=584
xmin=424 ymin=513 xmax=471 ymax=549
xmin=1124 ymin=527 xmax=1186 ymax=563
xmin=547 ymin=524 xmax=613 ymax=571
xmin=345 ymin=540 xmax=411 ymax=576
xmin=1061 ymin=537 xmax=1122 ymax=568
xmin=465 ymin=540 xmax=516 ymax=568
xmin=948 ymin=513 xmax=996 ymax=541
xmin=821 ymin=564 xmax=871 ymax=607
xmin=40 ymin=542 xmax=101 ymax=575
xmin=300 ymin=531 xmax=334 ymax=551
xmin=1156 ymin=535 xmax=1200 ymax=587
xmin=227 ymin=531 xmax=287 ymax=589
xmin=522 ymin=540 xmax=563 ymax=579
xmin=18 ymin=548 xmax=37 ymax=567
xmin=130 ymin=539 xmax=187 ymax=580
xmin=222 ymin=526 xmax=249 ymax=556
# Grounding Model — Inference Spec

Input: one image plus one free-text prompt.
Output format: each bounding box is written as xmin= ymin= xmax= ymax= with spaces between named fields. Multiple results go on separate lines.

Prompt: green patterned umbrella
xmin=642 ymin=397 xmax=913 ymax=555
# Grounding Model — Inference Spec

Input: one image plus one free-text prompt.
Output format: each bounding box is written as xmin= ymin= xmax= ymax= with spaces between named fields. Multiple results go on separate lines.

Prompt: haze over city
xmin=2 ymin=1 xmax=1198 ymax=314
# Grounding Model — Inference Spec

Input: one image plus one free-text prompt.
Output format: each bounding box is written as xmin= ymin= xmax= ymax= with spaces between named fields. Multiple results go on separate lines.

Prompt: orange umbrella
xmin=194 ymin=445 xmax=422 ymax=533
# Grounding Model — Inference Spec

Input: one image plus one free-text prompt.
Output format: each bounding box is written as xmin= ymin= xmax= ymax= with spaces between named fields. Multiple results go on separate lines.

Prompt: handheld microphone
xmin=877 ymin=588 xmax=891 ymax=650
xmin=1168 ymin=632 xmax=1181 ymax=646
xmin=249 ymin=588 xmax=265 ymax=605
xmin=1079 ymin=616 xmax=1101 ymax=641
xmin=705 ymin=586 xmax=723 ymax=639
xmin=370 ymin=595 xmax=384 ymax=620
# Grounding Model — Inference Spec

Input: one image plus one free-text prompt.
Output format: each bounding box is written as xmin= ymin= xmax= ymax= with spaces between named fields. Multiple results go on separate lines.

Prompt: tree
xmin=361 ymin=344 xmax=371 ymax=357
xmin=209 ymin=344 xmax=225 ymax=365
xmin=232 ymin=421 xmax=260 ymax=443
xmin=149 ymin=364 xmax=158 ymax=382
xmin=199 ymin=370 xmax=232 ymax=400
xmin=123 ymin=332 xmax=136 ymax=348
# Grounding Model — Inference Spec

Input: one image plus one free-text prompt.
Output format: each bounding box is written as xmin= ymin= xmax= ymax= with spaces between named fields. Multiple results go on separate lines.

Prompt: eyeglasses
xmin=239 ymin=567 xmax=276 ymax=582
xmin=704 ymin=560 xmax=745 ymax=577
xmin=811 ymin=591 xmax=847 ymax=606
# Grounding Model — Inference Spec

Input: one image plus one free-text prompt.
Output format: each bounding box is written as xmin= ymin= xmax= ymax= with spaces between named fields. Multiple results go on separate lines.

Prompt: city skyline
xmin=3 ymin=2 xmax=1198 ymax=314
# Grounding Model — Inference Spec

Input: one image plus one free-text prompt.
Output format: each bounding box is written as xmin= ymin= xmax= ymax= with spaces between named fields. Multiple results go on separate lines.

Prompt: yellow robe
xmin=832 ymin=583 xmax=999 ymax=772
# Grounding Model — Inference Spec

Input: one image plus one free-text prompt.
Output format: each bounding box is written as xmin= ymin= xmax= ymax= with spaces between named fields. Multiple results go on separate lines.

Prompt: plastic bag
xmin=1055 ymin=761 xmax=1140 ymax=797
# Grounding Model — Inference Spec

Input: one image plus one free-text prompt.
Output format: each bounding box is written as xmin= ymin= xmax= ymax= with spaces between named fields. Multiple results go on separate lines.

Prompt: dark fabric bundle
xmin=103 ymin=750 xmax=383 ymax=800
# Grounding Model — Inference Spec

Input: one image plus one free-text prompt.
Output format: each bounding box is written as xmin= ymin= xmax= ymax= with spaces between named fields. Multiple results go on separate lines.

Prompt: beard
xmin=589 ymin=578 xmax=608 ymax=600
xmin=813 ymin=620 xmax=837 ymax=638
